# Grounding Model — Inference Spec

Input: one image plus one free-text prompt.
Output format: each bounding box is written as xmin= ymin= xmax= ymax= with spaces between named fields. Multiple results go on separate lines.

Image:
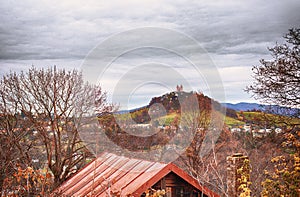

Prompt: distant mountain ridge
xmin=222 ymin=102 xmax=299 ymax=117
xmin=221 ymin=102 xmax=264 ymax=111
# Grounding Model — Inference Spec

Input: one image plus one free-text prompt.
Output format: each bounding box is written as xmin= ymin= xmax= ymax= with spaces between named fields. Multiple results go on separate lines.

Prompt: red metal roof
xmin=54 ymin=152 xmax=219 ymax=197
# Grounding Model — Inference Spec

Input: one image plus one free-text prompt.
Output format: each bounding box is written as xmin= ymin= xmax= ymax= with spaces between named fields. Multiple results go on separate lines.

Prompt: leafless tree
xmin=246 ymin=28 xmax=300 ymax=110
xmin=178 ymin=93 xmax=233 ymax=196
xmin=0 ymin=66 xmax=114 ymax=189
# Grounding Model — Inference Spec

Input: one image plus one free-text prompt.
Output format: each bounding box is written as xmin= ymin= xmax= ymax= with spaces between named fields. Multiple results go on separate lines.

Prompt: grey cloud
xmin=1 ymin=0 xmax=299 ymax=104
xmin=0 ymin=1 xmax=177 ymax=61
xmin=1 ymin=0 xmax=299 ymax=61
xmin=174 ymin=0 xmax=300 ymax=55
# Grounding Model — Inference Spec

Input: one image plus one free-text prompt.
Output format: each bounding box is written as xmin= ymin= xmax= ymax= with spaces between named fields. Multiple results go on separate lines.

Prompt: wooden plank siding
xmin=148 ymin=172 xmax=208 ymax=197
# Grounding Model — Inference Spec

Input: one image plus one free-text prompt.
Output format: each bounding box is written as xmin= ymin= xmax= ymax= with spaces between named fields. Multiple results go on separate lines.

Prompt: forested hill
xmin=125 ymin=91 xmax=237 ymax=123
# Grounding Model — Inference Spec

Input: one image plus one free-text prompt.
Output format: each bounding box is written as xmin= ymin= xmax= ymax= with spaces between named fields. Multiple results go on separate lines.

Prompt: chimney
xmin=227 ymin=153 xmax=250 ymax=197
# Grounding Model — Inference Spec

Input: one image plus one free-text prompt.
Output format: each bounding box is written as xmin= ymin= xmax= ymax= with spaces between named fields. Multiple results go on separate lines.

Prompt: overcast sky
xmin=1 ymin=0 xmax=299 ymax=109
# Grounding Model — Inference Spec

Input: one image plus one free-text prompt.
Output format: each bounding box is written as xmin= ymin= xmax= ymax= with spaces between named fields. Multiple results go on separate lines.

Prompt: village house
xmin=54 ymin=152 xmax=219 ymax=197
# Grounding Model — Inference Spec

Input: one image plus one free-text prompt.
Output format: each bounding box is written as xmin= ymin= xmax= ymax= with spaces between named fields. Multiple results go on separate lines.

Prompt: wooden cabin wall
xmin=149 ymin=172 xmax=208 ymax=197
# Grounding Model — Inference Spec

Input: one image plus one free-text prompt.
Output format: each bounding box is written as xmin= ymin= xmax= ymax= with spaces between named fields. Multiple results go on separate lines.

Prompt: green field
xmin=113 ymin=109 xmax=299 ymax=129
xmin=225 ymin=116 xmax=245 ymax=127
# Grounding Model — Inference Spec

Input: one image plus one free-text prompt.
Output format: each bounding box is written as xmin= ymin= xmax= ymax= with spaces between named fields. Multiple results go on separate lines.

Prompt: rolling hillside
xmin=112 ymin=92 xmax=299 ymax=128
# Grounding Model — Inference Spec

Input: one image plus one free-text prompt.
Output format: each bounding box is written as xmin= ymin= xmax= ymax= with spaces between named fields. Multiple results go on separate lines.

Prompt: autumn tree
xmin=1 ymin=166 xmax=53 ymax=196
xmin=0 ymin=66 xmax=114 ymax=190
xmin=246 ymin=28 xmax=300 ymax=196
xmin=246 ymin=28 xmax=300 ymax=108
xmin=0 ymin=110 xmax=33 ymax=193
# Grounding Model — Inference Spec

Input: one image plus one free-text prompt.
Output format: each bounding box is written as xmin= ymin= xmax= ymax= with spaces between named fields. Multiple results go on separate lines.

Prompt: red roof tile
xmin=54 ymin=152 xmax=219 ymax=197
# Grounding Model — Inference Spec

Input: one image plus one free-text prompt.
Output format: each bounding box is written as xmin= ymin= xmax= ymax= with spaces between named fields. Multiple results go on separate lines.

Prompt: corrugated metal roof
xmin=55 ymin=152 xmax=219 ymax=197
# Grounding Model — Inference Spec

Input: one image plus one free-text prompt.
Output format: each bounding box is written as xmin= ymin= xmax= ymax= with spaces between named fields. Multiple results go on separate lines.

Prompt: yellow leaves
xmin=271 ymin=174 xmax=279 ymax=179
xmin=238 ymin=181 xmax=251 ymax=197
xmin=144 ymin=188 xmax=166 ymax=197
xmin=264 ymin=170 xmax=269 ymax=175
xmin=271 ymin=156 xmax=284 ymax=163
xmin=237 ymin=168 xmax=243 ymax=174
xmin=294 ymin=154 xmax=300 ymax=163
xmin=239 ymin=187 xmax=251 ymax=197
xmin=3 ymin=166 xmax=53 ymax=196
xmin=261 ymin=153 xmax=300 ymax=196
xmin=263 ymin=178 xmax=272 ymax=184
xmin=283 ymin=171 xmax=291 ymax=177
xmin=27 ymin=166 xmax=34 ymax=175
xmin=237 ymin=159 xmax=252 ymax=197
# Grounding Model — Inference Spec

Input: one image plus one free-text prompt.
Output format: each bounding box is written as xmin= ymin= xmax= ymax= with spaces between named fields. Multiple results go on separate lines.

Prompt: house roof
xmin=55 ymin=152 xmax=219 ymax=197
